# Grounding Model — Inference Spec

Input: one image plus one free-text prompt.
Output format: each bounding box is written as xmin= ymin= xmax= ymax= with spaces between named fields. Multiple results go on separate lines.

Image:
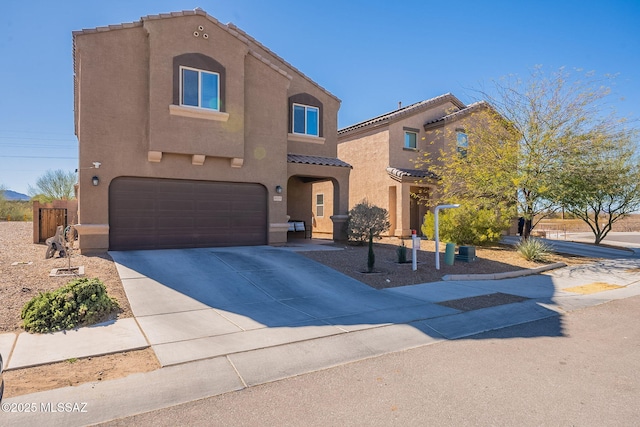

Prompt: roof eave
xmin=338 ymin=93 xmax=467 ymax=137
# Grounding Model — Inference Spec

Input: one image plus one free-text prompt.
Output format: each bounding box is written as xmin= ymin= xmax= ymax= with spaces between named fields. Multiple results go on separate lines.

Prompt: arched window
xmin=288 ymin=93 xmax=323 ymax=137
xmin=173 ymin=53 xmax=226 ymax=112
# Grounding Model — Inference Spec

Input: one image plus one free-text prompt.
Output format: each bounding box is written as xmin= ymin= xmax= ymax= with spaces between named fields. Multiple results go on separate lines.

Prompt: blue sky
xmin=1 ymin=0 xmax=639 ymax=195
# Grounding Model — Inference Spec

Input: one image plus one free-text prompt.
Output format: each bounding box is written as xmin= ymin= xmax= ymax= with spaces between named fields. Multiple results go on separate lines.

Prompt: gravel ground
xmin=0 ymin=220 xmax=591 ymax=398
xmin=300 ymin=236 xmax=587 ymax=290
xmin=1 ymin=221 xmax=588 ymax=332
xmin=0 ymin=221 xmax=132 ymax=333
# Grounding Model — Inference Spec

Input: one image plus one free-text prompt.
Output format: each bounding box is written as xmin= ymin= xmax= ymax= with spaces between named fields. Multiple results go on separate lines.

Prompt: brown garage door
xmin=109 ymin=177 xmax=268 ymax=250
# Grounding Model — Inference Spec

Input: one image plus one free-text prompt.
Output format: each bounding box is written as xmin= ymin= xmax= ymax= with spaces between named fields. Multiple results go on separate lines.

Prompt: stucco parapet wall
xmin=72 ymin=9 xmax=338 ymax=103
xmin=74 ymin=224 xmax=109 ymax=235
xmin=227 ymin=23 xmax=341 ymax=103
xmin=247 ymin=50 xmax=292 ymax=81
xmin=442 ymin=262 xmax=567 ymax=281
xmin=338 ymin=93 xmax=466 ymax=137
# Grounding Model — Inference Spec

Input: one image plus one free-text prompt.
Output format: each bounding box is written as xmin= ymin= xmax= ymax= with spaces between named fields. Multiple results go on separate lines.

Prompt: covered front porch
xmin=286 ymin=154 xmax=351 ymax=242
xmin=386 ymin=167 xmax=437 ymax=237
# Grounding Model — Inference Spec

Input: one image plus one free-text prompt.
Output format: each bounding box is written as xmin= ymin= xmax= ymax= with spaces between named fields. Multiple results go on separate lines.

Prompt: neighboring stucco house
xmin=72 ymin=9 xmax=351 ymax=252
xmin=332 ymin=93 xmax=489 ymax=238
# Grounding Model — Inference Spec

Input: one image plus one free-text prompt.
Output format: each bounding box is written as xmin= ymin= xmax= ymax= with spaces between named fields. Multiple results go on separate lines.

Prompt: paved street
xmin=99 ymin=294 xmax=640 ymax=427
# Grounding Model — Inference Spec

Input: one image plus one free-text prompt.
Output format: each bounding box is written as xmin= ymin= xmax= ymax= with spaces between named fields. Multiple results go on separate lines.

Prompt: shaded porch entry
xmin=286 ymin=176 xmax=339 ymax=241
xmin=386 ymin=167 xmax=435 ymax=238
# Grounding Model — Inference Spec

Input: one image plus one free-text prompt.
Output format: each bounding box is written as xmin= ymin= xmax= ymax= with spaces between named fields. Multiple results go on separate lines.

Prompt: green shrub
xmin=516 ymin=238 xmax=554 ymax=262
xmin=346 ymin=199 xmax=390 ymax=244
xmin=21 ymin=278 xmax=119 ymax=333
xmin=0 ymin=199 xmax=32 ymax=221
xmin=421 ymin=204 xmax=512 ymax=246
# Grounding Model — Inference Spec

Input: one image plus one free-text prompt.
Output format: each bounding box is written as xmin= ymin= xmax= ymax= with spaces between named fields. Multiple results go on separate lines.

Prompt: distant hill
xmin=2 ymin=190 xmax=30 ymax=201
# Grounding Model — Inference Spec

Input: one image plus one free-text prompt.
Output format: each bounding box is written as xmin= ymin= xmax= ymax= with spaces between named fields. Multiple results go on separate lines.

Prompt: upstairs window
xmin=180 ymin=66 xmax=220 ymax=111
xmin=404 ymin=130 xmax=417 ymax=149
xmin=456 ymin=130 xmax=468 ymax=157
xmin=293 ymin=104 xmax=319 ymax=137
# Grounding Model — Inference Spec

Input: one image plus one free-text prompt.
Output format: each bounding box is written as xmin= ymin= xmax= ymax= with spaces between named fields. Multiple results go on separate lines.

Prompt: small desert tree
xmin=346 ymin=199 xmax=390 ymax=244
xmin=553 ymin=130 xmax=640 ymax=244
xmin=28 ymin=169 xmax=77 ymax=201
xmin=346 ymin=200 xmax=390 ymax=273
xmin=415 ymin=103 xmax=519 ymax=239
xmin=477 ymin=67 xmax=632 ymax=237
xmin=417 ymin=67 xmax=635 ymax=239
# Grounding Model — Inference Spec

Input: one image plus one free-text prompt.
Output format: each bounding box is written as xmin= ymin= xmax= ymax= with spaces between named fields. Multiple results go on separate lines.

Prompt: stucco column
xmin=330 ymin=214 xmax=349 ymax=242
xmin=396 ymin=182 xmax=413 ymax=237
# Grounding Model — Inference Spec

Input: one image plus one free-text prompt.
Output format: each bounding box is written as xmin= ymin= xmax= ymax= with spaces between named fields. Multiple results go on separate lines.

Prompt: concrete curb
xmin=442 ymin=262 xmax=567 ymax=281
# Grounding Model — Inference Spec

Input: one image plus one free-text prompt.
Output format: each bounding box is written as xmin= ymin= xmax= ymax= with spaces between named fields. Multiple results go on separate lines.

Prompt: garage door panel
xmin=110 ymin=177 xmax=267 ymax=250
xmin=158 ymin=217 xmax=195 ymax=228
xmin=157 ymin=200 xmax=196 ymax=211
xmin=111 ymin=219 xmax=157 ymax=230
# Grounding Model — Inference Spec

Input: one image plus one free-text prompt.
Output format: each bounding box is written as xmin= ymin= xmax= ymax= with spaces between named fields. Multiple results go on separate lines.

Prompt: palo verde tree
xmin=553 ymin=129 xmax=640 ymax=244
xmin=478 ymin=67 xmax=637 ymax=238
xmin=28 ymin=169 xmax=77 ymax=201
xmin=419 ymin=66 xmax=634 ymax=239
xmin=415 ymin=102 xmax=519 ymax=239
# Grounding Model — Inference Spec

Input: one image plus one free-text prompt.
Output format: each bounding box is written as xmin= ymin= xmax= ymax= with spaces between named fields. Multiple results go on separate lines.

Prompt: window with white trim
xmin=293 ymin=104 xmax=320 ymax=137
xmin=180 ymin=66 xmax=220 ymax=111
xmin=316 ymin=193 xmax=324 ymax=217
xmin=404 ymin=130 xmax=417 ymax=149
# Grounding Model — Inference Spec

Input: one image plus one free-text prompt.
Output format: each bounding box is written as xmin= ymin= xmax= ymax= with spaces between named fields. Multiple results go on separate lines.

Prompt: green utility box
xmin=456 ymin=245 xmax=477 ymax=262
xmin=445 ymin=242 xmax=456 ymax=265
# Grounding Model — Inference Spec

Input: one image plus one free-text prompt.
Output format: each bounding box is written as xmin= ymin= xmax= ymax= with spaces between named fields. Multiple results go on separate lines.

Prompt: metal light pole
xmin=434 ymin=204 xmax=460 ymax=270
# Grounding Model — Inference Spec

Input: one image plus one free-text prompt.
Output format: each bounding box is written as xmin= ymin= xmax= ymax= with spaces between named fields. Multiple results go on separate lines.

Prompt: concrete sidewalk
xmin=2 ymin=246 xmax=640 ymax=426
xmin=502 ymin=234 xmax=640 ymax=258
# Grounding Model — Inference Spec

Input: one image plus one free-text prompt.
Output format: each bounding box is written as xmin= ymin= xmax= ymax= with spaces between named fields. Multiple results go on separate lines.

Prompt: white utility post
xmin=411 ymin=229 xmax=419 ymax=271
xmin=434 ymin=204 xmax=460 ymax=270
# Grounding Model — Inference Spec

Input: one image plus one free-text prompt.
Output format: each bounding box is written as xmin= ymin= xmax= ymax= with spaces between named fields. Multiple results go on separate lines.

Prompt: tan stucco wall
xmin=337 ymin=100 xmax=463 ymax=237
xmin=338 ymin=129 xmax=390 ymax=210
xmin=74 ymin=12 xmax=347 ymax=251
xmin=310 ymin=180 xmax=335 ymax=235
xmin=145 ymin=16 xmax=249 ymax=159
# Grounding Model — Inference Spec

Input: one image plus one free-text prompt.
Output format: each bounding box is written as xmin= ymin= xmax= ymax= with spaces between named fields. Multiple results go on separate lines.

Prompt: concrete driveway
xmin=109 ymin=246 xmax=461 ymax=367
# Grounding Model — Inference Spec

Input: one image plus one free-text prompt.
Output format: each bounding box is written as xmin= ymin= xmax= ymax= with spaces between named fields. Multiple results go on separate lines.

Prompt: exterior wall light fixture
xmin=92 ymin=176 xmax=100 ymax=186
xmin=275 ymin=185 xmax=283 ymax=194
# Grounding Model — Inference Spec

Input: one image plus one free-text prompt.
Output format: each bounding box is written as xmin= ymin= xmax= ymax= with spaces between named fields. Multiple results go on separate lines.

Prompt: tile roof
xmin=338 ymin=93 xmax=466 ymax=136
xmin=423 ymin=101 xmax=490 ymax=129
xmin=386 ymin=167 xmax=437 ymax=182
xmin=287 ymin=154 xmax=352 ymax=168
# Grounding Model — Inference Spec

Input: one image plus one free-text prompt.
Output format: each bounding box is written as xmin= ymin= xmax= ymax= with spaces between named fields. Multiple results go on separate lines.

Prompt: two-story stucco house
xmin=72 ymin=9 xmax=351 ymax=253
xmin=333 ymin=94 xmax=489 ymax=238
